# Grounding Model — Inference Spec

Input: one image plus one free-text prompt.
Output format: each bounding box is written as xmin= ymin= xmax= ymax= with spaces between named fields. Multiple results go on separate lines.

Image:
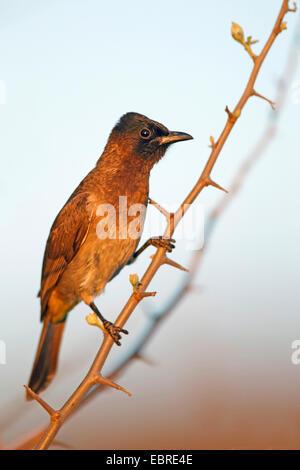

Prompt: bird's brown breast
xmin=47 ymin=162 xmax=150 ymax=314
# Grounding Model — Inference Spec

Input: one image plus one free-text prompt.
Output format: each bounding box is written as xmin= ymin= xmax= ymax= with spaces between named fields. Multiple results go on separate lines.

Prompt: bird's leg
xmin=127 ymin=236 xmax=176 ymax=265
xmin=89 ymin=302 xmax=128 ymax=346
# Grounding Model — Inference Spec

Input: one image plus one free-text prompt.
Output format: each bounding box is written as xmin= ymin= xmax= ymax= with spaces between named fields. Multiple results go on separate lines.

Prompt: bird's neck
xmin=95 ymin=143 xmax=151 ymax=204
xmin=97 ymin=141 xmax=152 ymax=179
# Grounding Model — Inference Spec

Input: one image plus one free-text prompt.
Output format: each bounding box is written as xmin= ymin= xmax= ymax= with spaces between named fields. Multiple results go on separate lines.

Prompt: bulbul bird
xmin=27 ymin=112 xmax=193 ymax=398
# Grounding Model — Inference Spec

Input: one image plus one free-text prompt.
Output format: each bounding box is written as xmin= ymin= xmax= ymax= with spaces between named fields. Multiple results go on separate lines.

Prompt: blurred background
xmin=0 ymin=0 xmax=300 ymax=450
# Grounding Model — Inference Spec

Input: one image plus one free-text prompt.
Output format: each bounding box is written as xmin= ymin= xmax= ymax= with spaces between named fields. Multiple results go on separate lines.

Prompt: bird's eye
xmin=140 ymin=128 xmax=151 ymax=139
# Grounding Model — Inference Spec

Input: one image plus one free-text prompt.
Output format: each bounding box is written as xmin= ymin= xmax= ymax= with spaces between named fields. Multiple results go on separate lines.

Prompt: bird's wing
xmin=40 ymin=192 xmax=95 ymax=318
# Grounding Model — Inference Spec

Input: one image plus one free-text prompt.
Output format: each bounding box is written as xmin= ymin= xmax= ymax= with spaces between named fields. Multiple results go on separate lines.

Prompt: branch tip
xmin=231 ymin=22 xmax=258 ymax=60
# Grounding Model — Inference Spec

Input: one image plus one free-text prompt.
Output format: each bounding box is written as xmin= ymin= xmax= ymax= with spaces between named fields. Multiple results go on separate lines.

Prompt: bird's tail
xmin=26 ymin=315 xmax=65 ymax=400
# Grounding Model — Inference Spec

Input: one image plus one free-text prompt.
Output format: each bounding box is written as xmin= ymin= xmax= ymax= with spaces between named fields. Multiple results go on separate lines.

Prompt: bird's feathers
xmin=27 ymin=316 xmax=65 ymax=398
xmin=40 ymin=191 xmax=95 ymax=318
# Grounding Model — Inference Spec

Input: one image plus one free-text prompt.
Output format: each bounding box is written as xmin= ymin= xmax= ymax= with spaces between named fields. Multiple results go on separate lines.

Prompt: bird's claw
xmin=102 ymin=320 xmax=128 ymax=346
xmin=149 ymin=236 xmax=176 ymax=253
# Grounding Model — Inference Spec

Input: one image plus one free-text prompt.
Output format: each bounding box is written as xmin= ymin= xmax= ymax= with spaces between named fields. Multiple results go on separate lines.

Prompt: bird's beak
xmin=158 ymin=131 xmax=193 ymax=145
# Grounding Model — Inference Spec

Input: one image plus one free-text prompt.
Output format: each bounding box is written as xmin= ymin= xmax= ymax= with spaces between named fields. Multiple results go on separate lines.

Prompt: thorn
xmin=252 ymin=90 xmax=276 ymax=109
xmin=225 ymin=105 xmax=233 ymax=118
xmin=134 ymin=291 xmax=157 ymax=301
xmin=225 ymin=106 xmax=241 ymax=122
xmin=288 ymin=2 xmax=297 ymax=12
xmin=164 ymin=256 xmax=189 ymax=272
xmin=93 ymin=376 xmax=132 ymax=397
xmin=209 ymin=136 xmax=216 ymax=149
xmin=205 ymin=178 xmax=228 ymax=193
xmin=148 ymin=198 xmax=170 ymax=219
xmin=129 ymin=274 xmax=156 ymax=300
xmin=24 ymin=385 xmax=57 ymax=418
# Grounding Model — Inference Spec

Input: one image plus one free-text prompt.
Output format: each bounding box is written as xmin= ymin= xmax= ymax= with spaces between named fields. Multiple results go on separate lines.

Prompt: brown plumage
xmin=27 ymin=112 xmax=192 ymax=398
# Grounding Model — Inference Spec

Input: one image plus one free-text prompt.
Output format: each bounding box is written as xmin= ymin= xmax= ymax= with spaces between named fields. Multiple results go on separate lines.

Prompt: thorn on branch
xmin=163 ymin=256 xmax=189 ymax=272
xmin=93 ymin=376 xmax=132 ymax=397
xmin=24 ymin=386 xmax=60 ymax=421
xmin=225 ymin=105 xmax=233 ymax=120
xmin=225 ymin=106 xmax=241 ymax=123
xmin=134 ymin=291 xmax=157 ymax=301
xmin=209 ymin=136 xmax=216 ymax=149
xmin=148 ymin=198 xmax=170 ymax=220
xmin=252 ymin=90 xmax=276 ymax=109
xmin=205 ymin=177 xmax=228 ymax=193
xmin=288 ymin=2 xmax=297 ymax=12
xmin=130 ymin=274 xmax=156 ymax=301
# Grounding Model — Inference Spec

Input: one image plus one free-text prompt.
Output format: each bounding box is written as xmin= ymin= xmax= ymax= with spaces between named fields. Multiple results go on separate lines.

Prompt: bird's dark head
xmin=106 ymin=112 xmax=193 ymax=169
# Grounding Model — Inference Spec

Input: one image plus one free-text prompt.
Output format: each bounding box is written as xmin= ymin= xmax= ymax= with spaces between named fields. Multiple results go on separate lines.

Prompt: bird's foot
xmin=148 ymin=236 xmax=175 ymax=253
xmin=102 ymin=320 xmax=128 ymax=346
xmin=89 ymin=302 xmax=128 ymax=346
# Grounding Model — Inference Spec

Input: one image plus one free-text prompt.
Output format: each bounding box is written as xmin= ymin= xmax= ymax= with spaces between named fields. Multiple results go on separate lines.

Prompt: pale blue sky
xmin=0 ymin=1 xmax=300 ymax=447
